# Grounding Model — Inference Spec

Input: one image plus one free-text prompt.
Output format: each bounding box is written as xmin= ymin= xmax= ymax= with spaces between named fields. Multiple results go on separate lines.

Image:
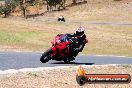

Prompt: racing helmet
xmin=75 ymin=26 xmax=85 ymax=37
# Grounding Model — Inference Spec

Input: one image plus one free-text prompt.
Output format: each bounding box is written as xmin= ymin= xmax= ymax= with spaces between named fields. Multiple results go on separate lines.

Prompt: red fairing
xmin=50 ymin=46 xmax=57 ymax=57
xmin=56 ymin=42 xmax=70 ymax=50
xmin=51 ymin=34 xmax=64 ymax=45
xmin=50 ymin=34 xmax=71 ymax=59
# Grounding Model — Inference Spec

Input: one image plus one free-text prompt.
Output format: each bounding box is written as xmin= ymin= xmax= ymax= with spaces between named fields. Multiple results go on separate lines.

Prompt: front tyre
xmin=40 ymin=48 xmax=52 ymax=63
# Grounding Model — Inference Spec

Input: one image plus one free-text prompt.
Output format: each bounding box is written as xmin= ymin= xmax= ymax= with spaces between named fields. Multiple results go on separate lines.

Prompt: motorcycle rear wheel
xmin=40 ymin=48 xmax=52 ymax=63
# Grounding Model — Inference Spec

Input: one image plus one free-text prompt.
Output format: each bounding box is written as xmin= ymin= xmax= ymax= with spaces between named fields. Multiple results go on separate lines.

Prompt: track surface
xmin=0 ymin=52 xmax=132 ymax=70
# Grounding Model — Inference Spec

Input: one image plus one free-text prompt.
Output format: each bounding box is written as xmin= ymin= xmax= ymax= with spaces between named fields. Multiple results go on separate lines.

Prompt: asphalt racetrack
xmin=0 ymin=51 xmax=132 ymax=70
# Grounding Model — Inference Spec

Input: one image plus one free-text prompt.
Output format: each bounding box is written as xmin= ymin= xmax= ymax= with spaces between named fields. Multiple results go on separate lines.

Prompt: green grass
xmin=0 ymin=21 xmax=132 ymax=57
xmin=82 ymin=24 xmax=132 ymax=57
xmin=0 ymin=30 xmax=56 ymax=51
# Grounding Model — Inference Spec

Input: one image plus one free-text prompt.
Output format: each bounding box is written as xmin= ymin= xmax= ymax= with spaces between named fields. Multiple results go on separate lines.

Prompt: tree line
xmin=0 ymin=0 xmax=84 ymax=18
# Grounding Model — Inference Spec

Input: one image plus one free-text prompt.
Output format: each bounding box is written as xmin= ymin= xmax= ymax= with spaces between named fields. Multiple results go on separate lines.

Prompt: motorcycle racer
xmin=56 ymin=26 xmax=88 ymax=59
xmin=67 ymin=26 xmax=88 ymax=59
xmin=67 ymin=26 xmax=88 ymax=51
xmin=40 ymin=26 xmax=88 ymax=63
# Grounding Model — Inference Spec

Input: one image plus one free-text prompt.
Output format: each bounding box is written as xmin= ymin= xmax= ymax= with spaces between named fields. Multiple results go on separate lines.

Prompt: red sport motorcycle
xmin=40 ymin=34 xmax=88 ymax=63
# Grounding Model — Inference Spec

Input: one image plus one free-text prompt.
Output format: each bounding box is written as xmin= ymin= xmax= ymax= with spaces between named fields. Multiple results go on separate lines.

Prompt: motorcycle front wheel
xmin=40 ymin=48 xmax=52 ymax=63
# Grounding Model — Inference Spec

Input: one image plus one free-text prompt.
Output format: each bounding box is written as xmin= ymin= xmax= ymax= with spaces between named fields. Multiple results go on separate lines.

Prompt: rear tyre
xmin=40 ymin=48 xmax=52 ymax=63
